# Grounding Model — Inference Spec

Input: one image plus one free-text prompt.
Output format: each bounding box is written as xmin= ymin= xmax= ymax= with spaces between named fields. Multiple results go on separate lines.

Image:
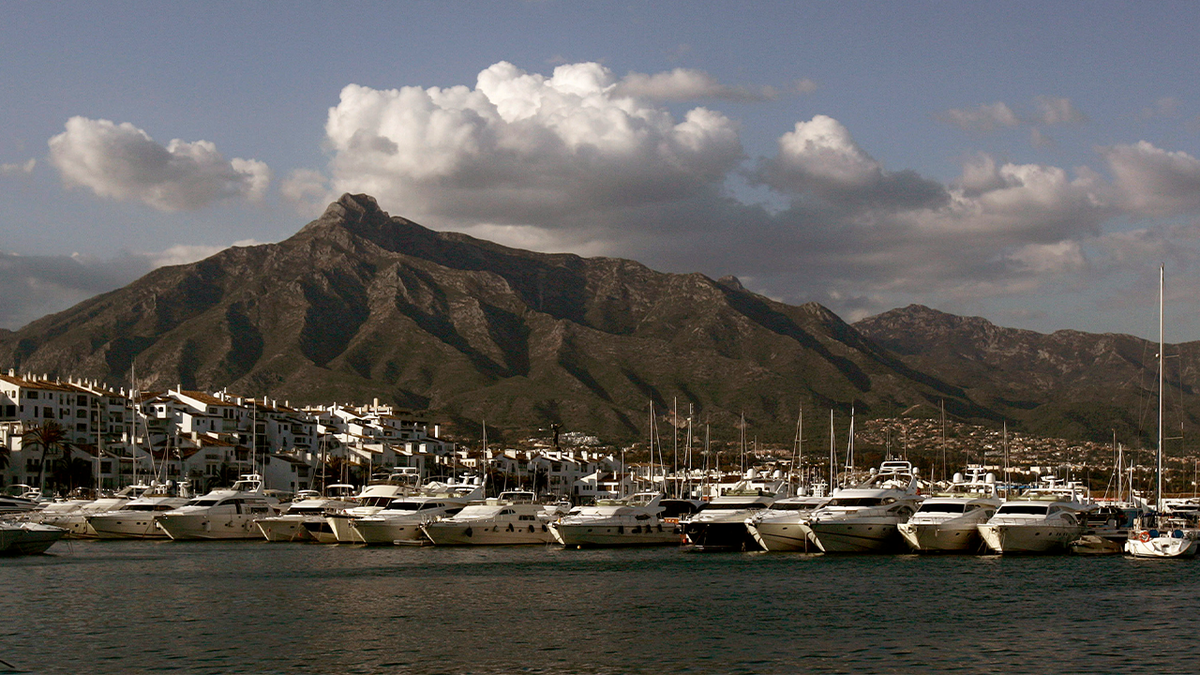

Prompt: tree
xmin=23 ymin=421 xmax=67 ymax=494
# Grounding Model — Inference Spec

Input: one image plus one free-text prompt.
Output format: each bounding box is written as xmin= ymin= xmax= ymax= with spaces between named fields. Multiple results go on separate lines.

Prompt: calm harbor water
xmin=4 ymin=541 xmax=1197 ymax=674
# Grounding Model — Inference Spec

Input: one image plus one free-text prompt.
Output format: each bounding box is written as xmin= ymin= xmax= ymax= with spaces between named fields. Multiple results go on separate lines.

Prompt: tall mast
xmin=1158 ymin=264 xmax=1164 ymax=513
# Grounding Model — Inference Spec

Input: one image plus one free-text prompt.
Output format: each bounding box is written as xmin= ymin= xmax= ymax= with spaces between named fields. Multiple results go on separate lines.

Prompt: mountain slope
xmin=853 ymin=304 xmax=1196 ymax=443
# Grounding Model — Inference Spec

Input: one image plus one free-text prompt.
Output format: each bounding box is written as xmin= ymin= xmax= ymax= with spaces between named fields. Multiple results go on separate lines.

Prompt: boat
xmin=33 ymin=484 xmax=151 ymax=538
xmin=421 ymin=491 xmax=566 ymax=546
xmin=803 ymin=460 xmax=924 ymax=554
xmin=744 ymin=495 xmax=829 ymax=552
xmin=316 ymin=470 xmax=422 ymax=543
xmin=0 ymin=521 xmax=67 ymax=555
xmin=348 ymin=478 xmax=484 ymax=545
xmin=897 ymin=468 xmax=1001 ymax=553
xmin=680 ymin=471 xmax=787 ymax=551
xmin=154 ymin=474 xmax=281 ymax=540
xmin=551 ymin=491 xmax=682 ymax=548
xmin=254 ymin=486 xmax=358 ymax=542
xmin=1125 ymin=266 xmax=1200 ymax=558
xmin=86 ymin=490 xmax=193 ymax=540
xmin=0 ymin=485 xmax=46 ymax=515
xmin=977 ymin=476 xmax=1092 ymax=554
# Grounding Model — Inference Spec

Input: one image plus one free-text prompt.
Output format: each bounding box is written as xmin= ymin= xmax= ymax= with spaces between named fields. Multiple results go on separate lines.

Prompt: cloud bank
xmin=48 ymin=117 xmax=270 ymax=211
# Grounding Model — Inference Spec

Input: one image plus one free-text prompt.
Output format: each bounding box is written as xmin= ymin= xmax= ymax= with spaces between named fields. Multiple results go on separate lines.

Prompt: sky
xmin=3 ymin=2 xmax=1200 ymax=341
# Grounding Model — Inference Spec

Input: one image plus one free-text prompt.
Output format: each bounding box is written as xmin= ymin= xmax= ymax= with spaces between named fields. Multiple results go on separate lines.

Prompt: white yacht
xmin=155 ymin=475 xmax=281 ymax=540
xmin=977 ymin=477 xmax=1093 ymax=554
xmin=803 ymin=460 xmax=924 ymax=554
xmin=0 ymin=521 xmax=67 ymax=555
xmin=0 ymin=485 xmax=44 ymax=515
xmin=349 ymin=479 xmax=484 ymax=545
xmin=86 ymin=493 xmax=193 ymax=539
xmin=898 ymin=468 xmax=1001 ymax=553
xmin=744 ymin=495 xmax=829 ymax=552
xmin=36 ymin=484 xmax=151 ymax=537
xmin=551 ymin=492 xmax=681 ymax=548
xmin=422 ymin=491 xmax=566 ymax=546
xmin=255 ymin=486 xmax=358 ymax=542
xmin=1125 ymin=514 xmax=1200 ymax=558
xmin=318 ymin=471 xmax=422 ymax=543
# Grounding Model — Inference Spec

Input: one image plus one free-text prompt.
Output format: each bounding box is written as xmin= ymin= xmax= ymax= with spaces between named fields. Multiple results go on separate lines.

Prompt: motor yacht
xmin=155 ymin=475 xmax=281 ymax=540
xmin=551 ymin=491 xmax=682 ymax=548
xmin=803 ymin=460 xmax=923 ymax=554
xmin=317 ymin=470 xmax=422 ymax=543
xmin=0 ymin=485 xmax=44 ymax=515
xmin=86 ymin=492 xmax=193 ymax=539
xmin=349 ymin=478 xmax=484 ymax=545
xmin=744 ymin=495 xmax=829 ymax=552
xmin=422 ymin=491 xmax=566 ymax=546
xmin=680 ymin=472 xmax=787 ymax=551
xmin=254 ymin=486 xmax=358 ymax=542
xmin=977 ymin=477 xmax=1093 ymax=554
xmin=897 ymin=468 xmax=1001 ymax=553
xmin=36 ymin=484 xmax=152 ymax=537
xmin=0 ymin=521 xmax=67 ymax=555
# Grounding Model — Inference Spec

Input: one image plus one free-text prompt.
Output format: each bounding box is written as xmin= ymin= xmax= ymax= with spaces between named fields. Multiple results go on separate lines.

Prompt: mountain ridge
xmin=0 ymin=194 xmax=1191 ymax=445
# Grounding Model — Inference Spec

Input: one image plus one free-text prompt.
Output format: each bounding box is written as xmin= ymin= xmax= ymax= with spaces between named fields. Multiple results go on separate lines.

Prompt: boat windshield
xmin=827 ymin=497 xmax=885 ymax=507
xmin=917 ymin=502 xmax=967 ymax=514
xmin=997 ymin=504 xmax=1049 ymax=515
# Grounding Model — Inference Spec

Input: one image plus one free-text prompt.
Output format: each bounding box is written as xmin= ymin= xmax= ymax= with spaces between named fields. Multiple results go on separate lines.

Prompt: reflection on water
xmin=3 ymin=542 xmax=1196 ymax=674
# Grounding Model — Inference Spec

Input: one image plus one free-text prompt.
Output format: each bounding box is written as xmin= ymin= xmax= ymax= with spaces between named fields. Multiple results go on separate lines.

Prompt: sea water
xmin=3 ymin=541 xmax=1195 ymax=674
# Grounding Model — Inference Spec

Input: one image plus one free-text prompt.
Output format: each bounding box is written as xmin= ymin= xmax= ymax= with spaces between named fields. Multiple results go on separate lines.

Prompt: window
xmin=26 ymin=391 xmax=37 ymax=399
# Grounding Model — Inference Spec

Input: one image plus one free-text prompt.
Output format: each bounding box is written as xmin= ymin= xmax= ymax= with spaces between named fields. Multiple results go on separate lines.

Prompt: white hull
xmin=1125 ymin=535 xmax=1199 ymax=558
xmin=350 ymin=518 xmax=431 ymax=545
xmin=807 ymin=520 xmax=904 ymax=553
xmin=898 ymin=521 xmax=985 ymax=553
xmin=88 ymin=513 xmax=169 ymax=539
xmin=255 ymin=515 xmax=319 ymax=542
xmin=978 ymin=523 xmax=1082 ymax=554
xmin=551 ymin=522 xmax=681 ymax=548
xmin=156 ymin=513 xmax=267 ymax=540
xmin=423 ymin=522 xmax=556 ymax=546
xmin=746 ymin=520 xmax=816 ymax=552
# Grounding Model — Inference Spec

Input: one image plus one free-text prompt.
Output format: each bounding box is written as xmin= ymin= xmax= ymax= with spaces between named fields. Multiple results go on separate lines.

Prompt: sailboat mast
xmin=1158 ymin=264 xmax=1164 ymax=513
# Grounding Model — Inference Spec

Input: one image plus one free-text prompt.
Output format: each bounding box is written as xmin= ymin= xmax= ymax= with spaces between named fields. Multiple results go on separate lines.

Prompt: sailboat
xmin=1125 ymin=265 xmax=1200 ymax=558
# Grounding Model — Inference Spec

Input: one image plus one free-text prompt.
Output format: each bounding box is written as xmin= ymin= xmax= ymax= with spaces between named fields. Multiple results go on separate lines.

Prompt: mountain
xmin=853 ymin=305 xmax=1198 ymax=444
xmin=0 ymin=194 xmax=987 ymax=443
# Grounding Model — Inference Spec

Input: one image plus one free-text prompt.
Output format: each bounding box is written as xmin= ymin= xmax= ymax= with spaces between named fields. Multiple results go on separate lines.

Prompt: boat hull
xmin=349 ymin=518 xmax=430 ymax=545
xmin=87 ymin=514 xmax=170 ymax=539
xmin=424 ymin=522 xmax=556 ymax=546
xmin=746 ymin=520 xmax=816 ymax=552
xmin=681 ymin=521 xmax=761 ymax=552
xmin=552 ymin=522 xmax=681 ymax=548
xmin=977 ymin=523 xmax=1082 ymax=554
xmin=156 ymin=513 xmax=266 ymax=540
xmin=807 ymin=520 xmax=904 ymax=553
xmin=0 ymin=523 xmax=67 ymax=555
xmin=1125 ymin=533 xmax=1200 ymax=558
xmin=255 ymin=516 xmax=317 ymax=542
xmin=897 ymin=522 xmax=984 ymax=553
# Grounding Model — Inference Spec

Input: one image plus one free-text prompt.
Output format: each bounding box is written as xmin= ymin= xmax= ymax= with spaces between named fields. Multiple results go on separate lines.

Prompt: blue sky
xmin=3 ymin=2 xmax=1200 ymax=341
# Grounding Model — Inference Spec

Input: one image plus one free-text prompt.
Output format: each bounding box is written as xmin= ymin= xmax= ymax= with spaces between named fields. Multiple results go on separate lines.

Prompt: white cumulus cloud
xmin=47 ymin=117 xmax=270 ymax=211
xmin=318 ymin=61 xmax=743 ymax=230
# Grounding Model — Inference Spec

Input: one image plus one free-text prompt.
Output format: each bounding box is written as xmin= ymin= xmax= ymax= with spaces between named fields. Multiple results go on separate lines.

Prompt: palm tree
xmin=23 ymin=421 xmax=67 ymax=494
